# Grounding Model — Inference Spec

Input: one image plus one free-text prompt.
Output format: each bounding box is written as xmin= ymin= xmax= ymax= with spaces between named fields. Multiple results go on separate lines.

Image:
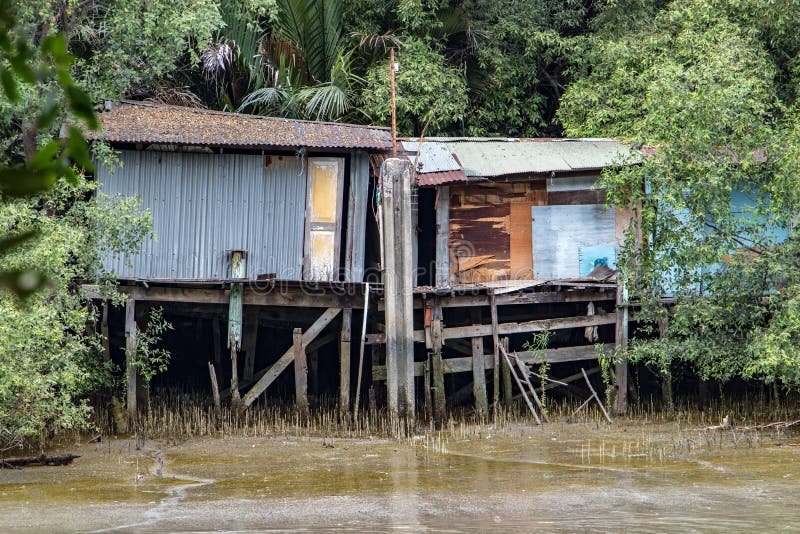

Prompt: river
xmin=1 ymin=420 xmax=798 ymax=532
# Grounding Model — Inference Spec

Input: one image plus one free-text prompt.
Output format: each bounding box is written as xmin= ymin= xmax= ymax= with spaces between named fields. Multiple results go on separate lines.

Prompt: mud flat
xmin=1 ymin=419 xmax=798 ymax=532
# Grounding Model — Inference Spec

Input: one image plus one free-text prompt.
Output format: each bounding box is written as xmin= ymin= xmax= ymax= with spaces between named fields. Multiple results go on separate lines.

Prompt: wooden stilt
xmin=582 ymin=367 xmax=613 ymax=423
xmin=101 ymin=300 xmax=110 ymax=362
xmin=431 ymin=299 xmax=446 ymax=426
xmin=242 ymin=307 xmax=341 ymax=407
xmin=242 ymin=313 xmax=259 ymax=381
xmin=339 ymin=308 xmax=352 ymax=417
xmin=212 ymin=317 xmax=222 ymax=369
xmin=208 ymin=362 xmax=221 ymax=412
xmin=613 ymin=284 xmax=629 ymax=415
xmin=490 ymin=292 xmax=500 ymax=416
xmin=471 ymin=336 xmax=488 ymax=418
xmin=124 ymin=296 xmax=137 ymax=420
xmin=501 ymin=336 xmax=512 ymax=407
xmin=423 ymin=356 xmax=432 ymax=422
xmin=293 ymin=328 xmax=308 ymax=416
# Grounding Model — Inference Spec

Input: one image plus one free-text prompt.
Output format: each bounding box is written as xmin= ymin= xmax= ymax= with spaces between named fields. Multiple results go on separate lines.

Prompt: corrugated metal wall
xmin=344 ymin=151 xmax=369 ymax=282
xmin=97 ymin=150 xmax=307 ymax=280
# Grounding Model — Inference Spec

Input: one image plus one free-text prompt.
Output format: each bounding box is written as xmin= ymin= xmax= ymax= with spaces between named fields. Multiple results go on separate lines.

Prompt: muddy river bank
xmin=1 ymin=419 xmax=798 ymax=532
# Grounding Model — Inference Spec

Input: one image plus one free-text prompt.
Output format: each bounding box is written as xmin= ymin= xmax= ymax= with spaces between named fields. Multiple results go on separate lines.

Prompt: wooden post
xmin=381 ymin=158 xmax=415 ymax=423
xmin=124 ymin=296 xmax=137 ymax=420
xmin=293 ymin=328 xmax=308 ymax=416
xmin=339 ymin=308 xmax=352 ymax=417
xmin=471 ymin=336 xmax=488 ymax=418
xmin=423 ymin=355 xmax=432 ymax=422
xmin=659 ymin=314 xmax=673 ymax=413
xmin=431 ymin=299 xmax=445 ymax=426
xmin=101 ymin=300 xmax=110 ymax=362
xmin=212 ymin=317 xmax=222 ymax=369
xmin=242 ymin=312 xmax=259 ymax=381
xmin=435 ymin=186 xmax=450 ymax=288
xmin=208 ymin=362 xmax=221 ymax=412
xmin=228 ymin=250 xmax=246 ymax=409
xmin=490 ymin=292 xmax=501 ymax=416
xmin=501 ymin=337 xmax=512 ymax=407
xmin=613 ymin=284 xmax=629 ymax=415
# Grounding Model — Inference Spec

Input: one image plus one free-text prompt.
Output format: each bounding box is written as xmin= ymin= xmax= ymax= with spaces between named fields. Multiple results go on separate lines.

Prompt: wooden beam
xmin=242 ymin=308 xmax=341 ymax=407
xmin=373 ymin=344 xmax=615 ymax=380
xmin=435 ymin=185 xmax=450 ymax=288
xmin=365 ymin=313 xmax=618 ymax=345
xmin=124 ymin=296 xmax=137 ymax=419
xmin=293 ymin=328 xmax=308 ymax=416
xmin=377 ymin=288 xmax=616 ymax=310
xmin=501 ymin=336 xmax=512 ymax=407
xmin=339 ymin=308 xmax=352 ymax=416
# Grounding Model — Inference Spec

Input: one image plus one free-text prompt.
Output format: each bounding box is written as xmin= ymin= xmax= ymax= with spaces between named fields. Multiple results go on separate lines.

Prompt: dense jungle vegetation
xmin=2 ymin=0 xmax=800 ymax=447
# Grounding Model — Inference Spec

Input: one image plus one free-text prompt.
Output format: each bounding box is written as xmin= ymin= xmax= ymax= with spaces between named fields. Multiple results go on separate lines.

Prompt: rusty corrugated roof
xmin=84 ymin=101 xmax=393 ymax=150
xmin=416 ymin=169 xmax=468 ymax=186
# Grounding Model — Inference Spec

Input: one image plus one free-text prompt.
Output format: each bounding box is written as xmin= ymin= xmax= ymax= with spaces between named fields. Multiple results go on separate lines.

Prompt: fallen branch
xmin=707 ymin=419 xmax=800 ymax=432
xmin=0 ymin=454 xmax=80 ymax=469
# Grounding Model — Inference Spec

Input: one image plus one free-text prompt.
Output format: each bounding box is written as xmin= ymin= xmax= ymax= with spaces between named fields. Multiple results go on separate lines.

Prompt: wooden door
xmin=303 ymin=157 xmax=345 ymax=281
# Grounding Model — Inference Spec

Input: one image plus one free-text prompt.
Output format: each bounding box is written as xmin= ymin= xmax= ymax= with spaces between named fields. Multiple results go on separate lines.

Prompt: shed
xmin=87 ymin=101 xmax=392 ymax=283
xmin=402 ymin=138 xmax=638 ymax=286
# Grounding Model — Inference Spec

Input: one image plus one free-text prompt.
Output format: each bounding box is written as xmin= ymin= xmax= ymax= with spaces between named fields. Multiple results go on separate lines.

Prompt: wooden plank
xmin=208 ymin=362 xmax=221 ymax=412
xmin=435 ymin=185 xmax=450 ymax=287
xmin=431 ymin=301 xmax=446 ymax=426
xmin=372 ymin=344 xmax=614 ymax=380
xmin=339 ymin=308 xmax=352 ymax=416
xmin=365 ymin=313 xmax=619 ymax=345
xmin=125 ymin=297 xmax=137 ymax=419
xmin=242 ymin=307 xmax=341 ymax=407
xmin=500 ymin=344 xmax=541 ymax=424
xmin=293 ymin=328 xmax=308 ymax=415
xmin=509 ymin=202 xmax=534 ymax=279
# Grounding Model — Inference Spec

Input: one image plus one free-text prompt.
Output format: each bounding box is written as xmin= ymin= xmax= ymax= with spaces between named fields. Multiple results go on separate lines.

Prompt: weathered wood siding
xmin=445 ymin=174 xmax=634 ymax=284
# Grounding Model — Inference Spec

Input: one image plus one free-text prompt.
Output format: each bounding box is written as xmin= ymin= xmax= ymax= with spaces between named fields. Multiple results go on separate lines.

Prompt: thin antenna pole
xmin=390 ymin=47 xmax=397 ymax=156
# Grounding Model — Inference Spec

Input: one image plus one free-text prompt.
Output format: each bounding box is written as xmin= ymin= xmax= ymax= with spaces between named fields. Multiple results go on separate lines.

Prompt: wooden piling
xmin=431 ymin=301 xmax=446 ymax=426
xmin=613 ymin=284 xmax=629 ymax=415
xmin=208 ymin=362 xmax=221 ymax=412
xmin=471 ymin=336 xmax=488 ymax=418
xmin=101 ymin=300 xmax=110 ymax=362
xmin=381 ymin=158 xmax=415 ymax=423
xmin=490 ymin=292 xmax=500 ymax=416
xmin=124 ymin=296 xmax=137 ymax=420
xmin=340 ymin=308 xmax=352 ymax=417
xmin=293 ymin=328 xmax=308 ymax=416
xmin=501 ymin=337 xmax=512 ymax=407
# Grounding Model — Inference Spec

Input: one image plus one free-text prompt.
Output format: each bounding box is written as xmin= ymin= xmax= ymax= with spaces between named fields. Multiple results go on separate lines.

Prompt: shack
xmin=366 ymin=138 xmax=639 ymax=423
xmin=84 ymin=101 xmax=391 ymax=416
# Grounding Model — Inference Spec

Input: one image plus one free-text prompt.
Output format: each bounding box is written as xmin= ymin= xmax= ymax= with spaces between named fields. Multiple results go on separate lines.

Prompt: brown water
xmin=1 ymin=421 xmax=798 ymax=532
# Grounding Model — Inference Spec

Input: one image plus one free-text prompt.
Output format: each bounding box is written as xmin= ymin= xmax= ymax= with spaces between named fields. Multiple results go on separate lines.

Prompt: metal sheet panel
xmin=447 ymin=140 xmax=636 ymax=177
xmin=532 ymin=204 xmax=616 ymax=279
xmin=97 ymin=150 xmax=306 ymax=280
xmin=344 ymin=151 xmax=369 ymax=282
xmin=401 ymin=141 xmax=462 ymax=173
xmin=546 ymin=175 xmax=600 ymax=192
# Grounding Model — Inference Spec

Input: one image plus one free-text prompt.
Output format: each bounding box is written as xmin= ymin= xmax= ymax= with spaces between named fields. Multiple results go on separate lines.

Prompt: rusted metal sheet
xmin=531 ymin=204 xmax=617 ymax=279
xmin=416 ymin=169 xmax=468 ymax=186
xmin=97 ymin=150 xmax=306 ymax=280
xmin=86 ymin=101 xmax=393 ymax=150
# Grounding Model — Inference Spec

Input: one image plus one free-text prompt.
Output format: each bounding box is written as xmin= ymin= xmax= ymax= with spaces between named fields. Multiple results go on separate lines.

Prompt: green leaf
xmin=0 ymin=167 xmax=57 ymax=197
xmin=67 ymin=125 xmax=94 ymax=171
xmin=65 ymin=86 xmax=98 ymax=130
xmin=0 ymin=67 xmax=19 ymax=102
xmin=29 ymin=141 xmax=61 ymax=170
xmin=0 ymin=230 xmax=39 ymax=254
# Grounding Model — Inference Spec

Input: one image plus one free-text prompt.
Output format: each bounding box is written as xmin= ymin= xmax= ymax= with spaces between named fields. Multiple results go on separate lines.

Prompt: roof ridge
xmin=117 ymin=100 xmax=391 ymax=131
